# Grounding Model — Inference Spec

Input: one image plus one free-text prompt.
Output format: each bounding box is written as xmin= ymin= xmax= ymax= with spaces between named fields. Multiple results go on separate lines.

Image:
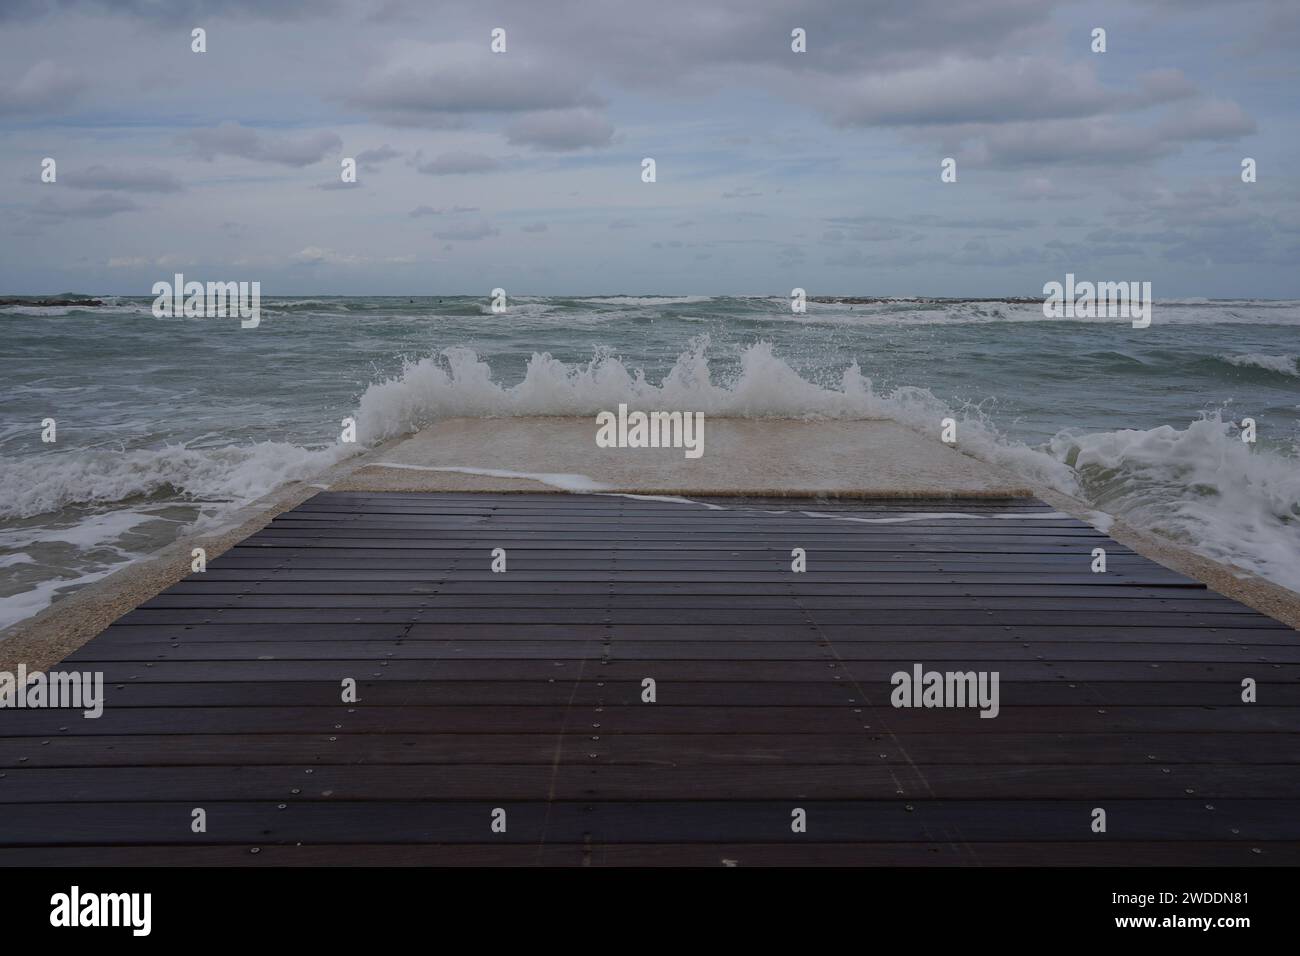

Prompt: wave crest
xmin=4 ymin=341 xmax=1297 ymax=596
xmin=0 ymin=441 xmax=350 ymax=520
xmin=1217 ymin=353 xmax=1300 ymax=377
xmin=1048 ymin=415 xmax=1300 ymax=589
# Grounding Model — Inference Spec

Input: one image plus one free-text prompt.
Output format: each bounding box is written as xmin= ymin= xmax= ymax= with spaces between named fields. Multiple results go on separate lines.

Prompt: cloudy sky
xmin=2 ymin=0 xmax=1297 ymax=296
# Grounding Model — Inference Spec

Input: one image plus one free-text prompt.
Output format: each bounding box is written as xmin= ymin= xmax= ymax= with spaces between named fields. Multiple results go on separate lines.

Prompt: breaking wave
xmin=1216 ymin=353 xmax=1300 ymax=377
xmin=3 ymin=338 xmax=1298 ymax=632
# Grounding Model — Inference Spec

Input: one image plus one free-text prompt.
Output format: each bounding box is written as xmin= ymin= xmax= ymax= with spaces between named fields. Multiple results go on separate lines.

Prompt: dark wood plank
xmin=63 ymin=658 xmax=1300 ymax=681
xmin=5 ymin=763 xmax=1300 ymax=802
xmin=4 ymin=704 xmax=1298 ymax=736
xmin=1 ymin=841 xmax=1290 ymax=867
xmin=109 ymin=607 xmax=1281 ymax=627
xmin=61 ymin=639 xmax=1300 ymax=663
xmin=3 ymin=733 xmax=1298 ymax=768
xmin=55 ymin=678 xmax=1300 ymax=707
xmin=1 ymin=800 xmax=1296 ymax=844
xmin=3 ymin=490 xmax=1295 ymax=867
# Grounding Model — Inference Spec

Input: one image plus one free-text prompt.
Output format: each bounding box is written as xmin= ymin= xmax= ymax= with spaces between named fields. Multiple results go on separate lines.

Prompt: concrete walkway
xmin=334 ymin=417 xmax=1034 ymax=497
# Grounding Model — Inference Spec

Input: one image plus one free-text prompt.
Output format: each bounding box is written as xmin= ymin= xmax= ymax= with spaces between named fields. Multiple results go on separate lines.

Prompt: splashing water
xmin=2 ymin=295 xmax=1297 ymax=630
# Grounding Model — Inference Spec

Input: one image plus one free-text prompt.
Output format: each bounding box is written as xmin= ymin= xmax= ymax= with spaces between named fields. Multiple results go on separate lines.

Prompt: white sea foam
xmin=1218 ymin=353 xmax=1300 ymax=376
xmin=351 ymin=338 xmax=987 ymax=442
xmin=0 ymin=563 xmax=122 ymax=631
xmin=581 ymin=296 xmax=715 ymax=306
xmin=369 ymin=462 xmax=609 ymax=493
xmin=0 ymin=442 xmax=356 ymax=630
xmin=0 ymin=441 xmax=353 ymax=520
xmin=605 ymin=493 xmax=727 ymax=509
xmin=18 ymin=340 xmax=1284 ymax=592
xmin=1046 ymin=415 xmax=1300 ymax=591
xmin=0 ymin=302 xmax=153 ymax=318
xmin=798 ymin=510 xmax=1074 ymax=525
xmin=791 ymin=300 xmax=1300 ymax=327
xmin=0 ymin=509 xmax=157 ymax=553
xmin=348 ymin=342 xmax=1298 ymax=589
xmin=4 ymin=339 xmax=1299 ymax=634
xmin=7 ymin=296 xmax=1299 ymax=327
xmin=474 ymin=301 xmax=559 ymax=317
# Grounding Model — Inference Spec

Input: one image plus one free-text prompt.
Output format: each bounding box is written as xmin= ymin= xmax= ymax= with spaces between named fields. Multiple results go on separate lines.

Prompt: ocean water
xmin=1 ymin=294 xmax=1298 ymax=631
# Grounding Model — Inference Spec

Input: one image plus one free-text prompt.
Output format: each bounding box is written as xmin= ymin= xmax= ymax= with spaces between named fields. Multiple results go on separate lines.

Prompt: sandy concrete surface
xmin=3 ymin=416 xmax=1294 ymax=671
xmin=332 ymin=417 xmax=1037 ymax=497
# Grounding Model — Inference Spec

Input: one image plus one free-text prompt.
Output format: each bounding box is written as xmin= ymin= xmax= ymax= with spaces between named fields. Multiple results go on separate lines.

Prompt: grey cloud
xmin=1241 ymin=1 xmax=1300 ymax=53
xmin=1007 ymin=176 xmax=1090 ymax=202
xmin=415 ymin=151 xmax=499 ymax=175
xmin=356 ymin=144 xmax=400 ymax=166
xmin=0 ymin=60 xmax=86 ymax=115
xmin=840 ymin=222 xmax=910 ymax=242
xmin=349 ymin=43 xmax=601 ymax=128
xmin=460 ymin=0 xmax=1063 ymax=92
xmin=0 ymin=0 xmax=47 ymax=19
xmin=970 ymin=96 xmax=1256 ymax=169
xmin=822 ymin=58 xmax=1110 ymax=127
xmin=945 ymin=217 xmax=1034 ymax=230
xmin=1132 ymin=69 xmax=1199 ymax=105
xmin=1 ymin=0 xmax=335 ymax=22
xmin=1078 ymin=182 xmax=1298 ymax=267
xmin=66 ymin=165 xmax=183 ymax=193
xmin=410 ymin=204 xmax=479 ymax=216
xmin=826 ymin=248 xmax=868 ymax=268
xmin=1155 ymin=98 xmax=1257 ymax=142
xmin=433 ymin=220 xmax=499 ymax=240
xmin=505 ymin=109 xmax=614 ymax=151
xmin=181 ymin=122 xmax=342 ymax=166
xmin=827 ymin=213 xmax=1029 ymax=233
xmin=1084 ymin=227 xmax=1170 ymax=245
xmin=0 ymin=0 xmax=1292 ymax=296
xmin=818 ymin=60 xmax=1193 ymax=129
xmin=365 ymin=0 xmax=420 ymax=23
xmin=975 ymin=119 xmax=1172 ymax=166
xmin=522 ymin=222 xmax=548 ymax=232
xmin=947 ymin=237 xmax=1055 ymax=268
xmin=290 ymin=246 xmax=365 ymax=266
xmin=1125 ymin=183 xmax=1268 ymax=231
xmin=28 ymin=193 xmax=141 ymax=221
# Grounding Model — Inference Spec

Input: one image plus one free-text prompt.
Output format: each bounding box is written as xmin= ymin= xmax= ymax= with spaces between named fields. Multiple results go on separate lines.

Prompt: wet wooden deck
xmin=1 ymin=491 xmax=1297 ymax=865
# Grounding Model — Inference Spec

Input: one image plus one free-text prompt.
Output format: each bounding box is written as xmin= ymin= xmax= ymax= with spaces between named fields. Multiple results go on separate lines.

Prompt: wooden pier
xmin=1 ymin=491 xmax=1297 ymax=865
